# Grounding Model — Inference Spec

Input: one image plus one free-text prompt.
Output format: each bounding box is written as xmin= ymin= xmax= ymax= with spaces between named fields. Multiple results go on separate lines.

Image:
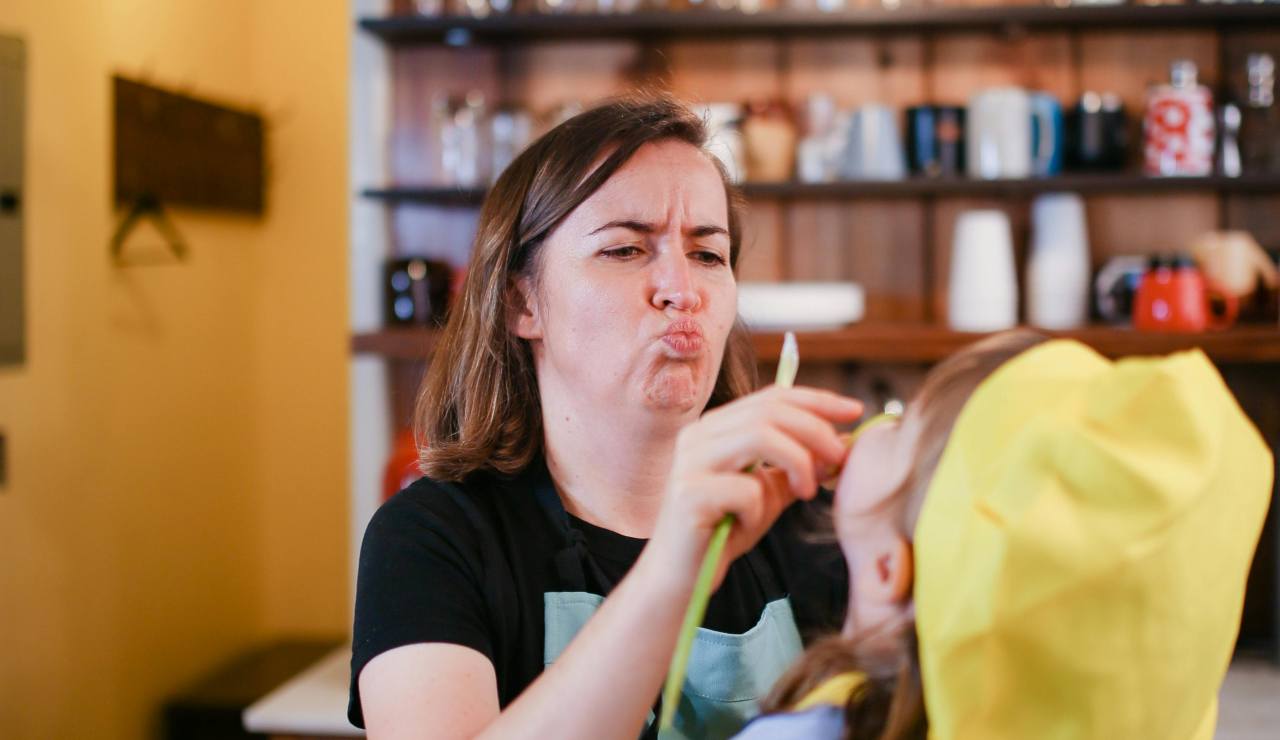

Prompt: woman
xmin=349 ymin=94 xmax=865 ymax=739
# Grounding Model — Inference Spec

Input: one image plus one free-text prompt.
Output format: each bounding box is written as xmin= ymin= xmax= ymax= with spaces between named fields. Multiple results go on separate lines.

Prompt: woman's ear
xmin=509 ymin=276 xmax=542 ymax=340
xmin=861 ymin=534 xmax=914 ymax=606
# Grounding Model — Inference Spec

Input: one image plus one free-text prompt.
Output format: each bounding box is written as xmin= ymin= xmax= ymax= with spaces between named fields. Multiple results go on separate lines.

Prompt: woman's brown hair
xmin=760 ymin=329 xmax=1051 ymax=740
xmin=416 ymin=93 xmax=758 ymax=482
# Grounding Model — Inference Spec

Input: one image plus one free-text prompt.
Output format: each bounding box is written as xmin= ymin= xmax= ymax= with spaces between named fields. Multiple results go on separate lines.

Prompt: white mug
xmin=968 ymin=87 xmax=1032 ymax=179
xmin=699 ymin=103 xmax=746 ymax=184
xmin=949 ymin=209 xmax=1019 ymax=332
xmin=842 ymin=104 xmax=907 ymax=181
xmin=1027 ymin=192 xmax=1091 ymax=329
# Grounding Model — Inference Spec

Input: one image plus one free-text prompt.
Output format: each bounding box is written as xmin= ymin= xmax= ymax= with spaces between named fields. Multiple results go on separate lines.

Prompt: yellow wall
xmin=0 ymin=2 xmax=349 ymax=738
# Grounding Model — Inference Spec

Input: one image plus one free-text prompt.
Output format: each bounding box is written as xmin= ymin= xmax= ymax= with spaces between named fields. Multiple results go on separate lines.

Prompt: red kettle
xmin=1134 ymin=254 xmax=1238 ymax=333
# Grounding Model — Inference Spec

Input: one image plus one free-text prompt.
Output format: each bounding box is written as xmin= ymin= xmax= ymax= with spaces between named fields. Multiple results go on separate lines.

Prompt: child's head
xmin=764 ymin=330 xmax=1273 ymax=740
xmin=762 ymin=329 xmax=1050 ymax=736
xmin=833 ymin=329 xmax=1050 ymax=638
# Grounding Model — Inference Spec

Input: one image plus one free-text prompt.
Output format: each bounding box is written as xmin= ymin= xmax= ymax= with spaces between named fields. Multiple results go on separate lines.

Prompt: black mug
xmin=384 ymin=257 xmax=453 ymax=326
xmin=1066 ymin=92 xmax=1128 ymax=171
xmin=1093 ymin=255 xmax=1147 ymax=324
xmin=906 ymin=105 xmax=965 ymax=177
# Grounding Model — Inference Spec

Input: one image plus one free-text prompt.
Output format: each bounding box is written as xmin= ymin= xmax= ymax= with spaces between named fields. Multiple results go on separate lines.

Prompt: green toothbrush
xmin=658 ymin=331 xmax=799 ymax=732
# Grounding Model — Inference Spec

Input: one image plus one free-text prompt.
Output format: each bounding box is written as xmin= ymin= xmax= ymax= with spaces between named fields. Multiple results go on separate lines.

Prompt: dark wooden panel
xmin=664 ymin=37 xmax=782 ymax=103
xmin=785 ymin=200 xmax=928 ymax=322
xmin=932 ymin=31 xmax=1075 ymax=106
xmin=1087 ymin=193 xmax=1219 ymax=259
xmin=113 ymin=76 xmax=263 ymax=213
xmin=783 ymin=36 xmax=927 ymax=110
xmin=1226 ymin=195 xmax=1280 ymax=250
xmin=390 ymin=358 xmax=428 ymax=435
xmin=737 ymin=201 xmax=785 ymax=283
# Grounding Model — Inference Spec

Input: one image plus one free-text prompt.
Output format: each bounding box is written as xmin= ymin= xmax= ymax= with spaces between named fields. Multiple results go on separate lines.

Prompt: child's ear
xmin=862 ymin=534 xmax=914 ymax=605
xmin=509 ymin=276 xmax=542 ymax=340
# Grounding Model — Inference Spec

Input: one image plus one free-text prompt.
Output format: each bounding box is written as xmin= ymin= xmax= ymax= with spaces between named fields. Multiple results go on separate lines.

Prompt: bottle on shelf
xmin=1240 ymin=53 xmax=1279 ymax=174
xmin=1219 ymin=100 xmax=1243 ymax=177
xmin=432 ymin=91 xmax=487 ymax=188
xmin=1143 ymin=60 xmax=1216 ymax=177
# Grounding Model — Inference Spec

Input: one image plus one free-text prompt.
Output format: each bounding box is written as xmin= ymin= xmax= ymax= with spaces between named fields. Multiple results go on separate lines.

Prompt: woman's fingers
xmin=704 ymin=473 xmax=766 ymax=532
xmin=759 ymin=401 xmax=852 ymax=467
xmin=682 ymin=388 xmax=863 ymax=486
xmin=762 ymin=385 xmax=864 ymax=423
xmin=702 ymin=386 xmax=862 ymax=429
xmin=683 ymin=419 xmax=818 ymax=497
xmin=654 ymin=384 xmax=863 ymax=584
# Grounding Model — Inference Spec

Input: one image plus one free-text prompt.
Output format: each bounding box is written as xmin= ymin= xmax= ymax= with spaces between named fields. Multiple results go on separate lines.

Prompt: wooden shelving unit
xmin=362 ymin=172 xmax=1280 ymax=205
xmin=351 ymin=1 xmax=1280 ymax=656
xmin=360 ymin=5 xmax=1280 ymax=45
xmin=353 ymin=324 xmax=1280 ymax=364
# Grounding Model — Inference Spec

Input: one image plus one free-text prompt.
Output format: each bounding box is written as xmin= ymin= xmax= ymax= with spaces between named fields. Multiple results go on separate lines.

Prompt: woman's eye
xmin=692 ymin=250 xmax=727 ymax=266
xmin=602 ymin=246 xmax=642 ymax=259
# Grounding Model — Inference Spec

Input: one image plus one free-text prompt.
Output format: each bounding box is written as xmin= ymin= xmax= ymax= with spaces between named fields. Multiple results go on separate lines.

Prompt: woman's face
xmin=514 ymin=139 xmax=738 ymax=418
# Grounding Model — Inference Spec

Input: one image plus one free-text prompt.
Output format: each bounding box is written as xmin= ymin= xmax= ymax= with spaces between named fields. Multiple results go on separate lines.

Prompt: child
xmin=733 ymin=329 xmax=1274 ymax=740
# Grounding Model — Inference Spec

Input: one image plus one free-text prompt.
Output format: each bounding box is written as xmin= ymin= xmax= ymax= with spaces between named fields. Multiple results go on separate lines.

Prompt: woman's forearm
xmin=475 ymin=547 xmax=694 ymax=740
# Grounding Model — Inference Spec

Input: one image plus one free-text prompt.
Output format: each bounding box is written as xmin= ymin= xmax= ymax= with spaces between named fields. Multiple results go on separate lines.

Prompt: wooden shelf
xmin=351 ymin=326 xmax=446 ymax=359
xmin=362 ymin=173 xmax=1280 ymax=206
xmin=359 ymin=5 xmax=1280 ymax=45
xmin=352 ymin=324 xmax=1280 ymax=364
xmin=752 ymin=325 xmax=1280 ymax=363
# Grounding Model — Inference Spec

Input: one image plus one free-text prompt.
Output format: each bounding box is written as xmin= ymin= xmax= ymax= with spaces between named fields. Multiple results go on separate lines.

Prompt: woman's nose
xmin=650 ymin=249 xmax=702 ymax=312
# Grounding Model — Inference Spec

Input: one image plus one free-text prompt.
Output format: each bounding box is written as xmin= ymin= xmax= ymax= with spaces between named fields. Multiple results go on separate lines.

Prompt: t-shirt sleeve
xmin=347 ymin=486 xmax=495 ymax=729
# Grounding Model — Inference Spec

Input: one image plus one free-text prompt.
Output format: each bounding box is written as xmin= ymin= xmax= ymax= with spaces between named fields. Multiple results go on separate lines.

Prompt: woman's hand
xmin=649 ymin=385 xmax=863 ymax=590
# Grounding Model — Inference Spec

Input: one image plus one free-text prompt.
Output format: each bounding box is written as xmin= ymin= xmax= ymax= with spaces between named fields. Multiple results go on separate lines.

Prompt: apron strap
xmin=533 ymin=463 xmax=664 ymax=738
xmin=532 ymin=463 xmax=614 ymax=594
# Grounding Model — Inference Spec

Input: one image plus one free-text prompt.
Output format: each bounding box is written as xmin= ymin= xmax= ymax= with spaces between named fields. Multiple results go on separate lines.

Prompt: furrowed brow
xmin=589 ymin=220 xmax=655 ymax=236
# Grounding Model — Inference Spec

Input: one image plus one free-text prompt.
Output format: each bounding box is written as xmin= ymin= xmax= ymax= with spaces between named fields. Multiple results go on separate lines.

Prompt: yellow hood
xmin=914 ymin=340 xmax=1273 ymax=740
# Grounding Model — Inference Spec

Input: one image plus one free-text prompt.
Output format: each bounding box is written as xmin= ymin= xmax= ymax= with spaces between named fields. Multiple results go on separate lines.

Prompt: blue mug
xmin=1030 ymin=93 xmax=1065 ymax=177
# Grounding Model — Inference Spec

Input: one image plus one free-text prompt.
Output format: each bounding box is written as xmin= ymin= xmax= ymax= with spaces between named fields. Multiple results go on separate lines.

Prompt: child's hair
xmin=760 ymin=329 xmax=1051 ymax=740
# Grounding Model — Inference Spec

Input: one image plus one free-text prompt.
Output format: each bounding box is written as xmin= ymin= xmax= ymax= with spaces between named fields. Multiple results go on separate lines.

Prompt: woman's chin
xmin=642 ymin=365 xmax=706 ymax=413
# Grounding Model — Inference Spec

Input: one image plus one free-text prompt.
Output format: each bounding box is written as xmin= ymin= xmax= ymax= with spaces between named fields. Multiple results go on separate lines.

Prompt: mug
xmin=1094 ymin=256 xmax=1148 ymax=324
xmin=1134 ymin=255 xmax=1238 ymax=333
xmin=948 ymin=209 xmax=1019 ymax=332
xmin=742 ymin=99 xmax=797 ymax=182
xmin=1029 ymin=92 xmax=1065 ymax=177
xmin=1190 ymin=231 xmax=1279 ymax=301
xmin=384 ymin=257 xmax=453 ymax=326
xmin=906 ymin=105 xmax=965 ymax=177
xmin=1066 ymin=92 xmax=1128 ymax=171
xmin=490 ymin=106 xmax=533 ymax=184
xmin=1143 ymin=61 xmax=1216 ymax=176
xmin=1027 ymin=192 xmax=1090 ymax=329
xmin=700 ymin=102 xmax=747 ymax=184
xmin=796 ymin=94 xmax=845 ymax=184
xmin=843 ymin=104 xmax=907 ymax=181
xmin=968 ymin=87 xmax=1032 ymax=179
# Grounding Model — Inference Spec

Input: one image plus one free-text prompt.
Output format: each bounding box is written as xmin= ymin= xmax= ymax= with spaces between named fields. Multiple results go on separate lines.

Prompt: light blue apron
xmin=534 ymin=481 xmax=804 ymax=740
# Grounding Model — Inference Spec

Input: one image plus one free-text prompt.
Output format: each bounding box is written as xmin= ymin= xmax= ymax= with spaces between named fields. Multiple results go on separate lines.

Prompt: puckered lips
xmin=660 ymin=318 xmax=704 ymax=357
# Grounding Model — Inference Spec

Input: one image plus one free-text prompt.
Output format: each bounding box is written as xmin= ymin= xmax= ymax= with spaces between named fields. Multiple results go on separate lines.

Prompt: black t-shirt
xmin=348 ymin=456 xmax=847 ymax=729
